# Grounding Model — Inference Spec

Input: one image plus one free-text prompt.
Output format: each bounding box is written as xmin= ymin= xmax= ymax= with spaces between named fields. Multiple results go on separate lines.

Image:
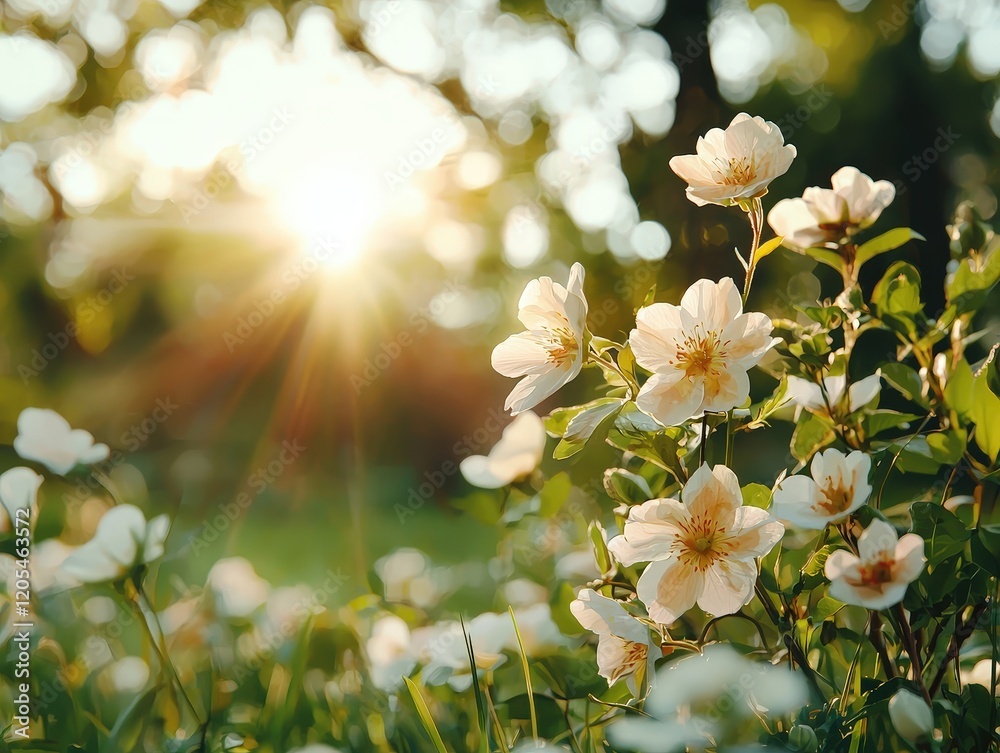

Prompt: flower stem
xmin=893 ymin=603 xmax=931 ymax=703
xmin=742 ymin=197 xmax=764 ymax=305
xmin=868 ymin=611 xmax=897 ymax=681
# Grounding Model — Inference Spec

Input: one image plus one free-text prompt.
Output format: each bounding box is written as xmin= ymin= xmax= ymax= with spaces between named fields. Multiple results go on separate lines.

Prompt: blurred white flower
xmin=0 ymin=467 xmax=42 ymax=533
xmin=503 ymin=578 xmax=549 ymax=607
xmin=30 ymin=539 xmax=79 ymax=592
xmin=771 ymin=449 xmax=871 ymax=530
xmin=61 ymin=504 xmax=169 ymax=584
xmin=460 ymin=411 xmax=545 ymax=488
xmin=98 ymin=656 xmax=150 ymax=695
xmin=965 ymin=659 xmax=1000 ymax=692
xmin=608 ymin=464 xmax=784 ymax=624
xmin=668 ymin=113 xmax=796 ymax=207
xmin=570 ymin=588 xmax=657 ymax=693
xmin=509 ymin=603 xmax=571 ymax=655
xmin=888 ymin=690 xmax=934 ymax=743
xmin=824 ymin=519 xmax=925 ymax=610
xmin=767 ymin=167 xmax=895 ymax=251
xmin=609 ymin=645 xmax=808 ymax=753
xmin=207 ymin=557 xmax=270 ymax=619
xmin=418 ymin=612 xmax=511 ymax=691
xmin=366 ymin=614 xmax=417 ymax=692
xmin=14 ymin=408 xmax=110 ymax=475
xmin=375 ymin=548 xmax=446 ymax=608
xmin=631 ymin=278 xmax=777 ymax=427
xmin=785 ymin=372 xmax=881 ymax=419
xmin=492 ymin=263 xmax=588 ymax=414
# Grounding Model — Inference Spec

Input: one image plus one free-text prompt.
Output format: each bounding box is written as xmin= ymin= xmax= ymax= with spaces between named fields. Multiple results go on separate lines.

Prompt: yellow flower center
xmin=673 ymin=509 xmax=735 ymax=571
xmin=858 ymin=558 xmax=895 ymax=586
xmin=814 ymin=481 xmax=855 ymax=516
xmin=670 ymin=327 xmax=728 ymax=378
xmin=693 ymin=536 xmax=713 ymax=552
xmin=720 ymin=156 xmax=757 ymax=186
xmin=543 ymin=316 xmax=579 ymax=366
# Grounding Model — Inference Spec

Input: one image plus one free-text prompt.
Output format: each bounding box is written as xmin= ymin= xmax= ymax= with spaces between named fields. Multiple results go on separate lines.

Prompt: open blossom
xmin=14 ymin=408 xmax=110 ymax=475
xmin=786 ymin=372 xmax=881 ymax=419
xmin=668 ymin=113 xmax=796 ymax=207
xmin=460 ymin=411 xmax=545 ymax=488
xmin=608 ymin=464 xmax=784 ymax=625
xmin=61 ymin=504 xmax=170 ymax=584
xmin=768 ymin=166 xmax=895 ymax=251
xmin=0 ymin=467 xmax=43 ymax=533
xmin=630 ymin=278 xmax=778 ymax=427
xmin=571 ymin=588 xmax=657 ymax=692
xmin=492 ymin=263 xmax=588 ymax=414
xmin=824 ymin=519 xmax=925 ymax=610
xmin=772 ymin=449 xmax=871 ymax=530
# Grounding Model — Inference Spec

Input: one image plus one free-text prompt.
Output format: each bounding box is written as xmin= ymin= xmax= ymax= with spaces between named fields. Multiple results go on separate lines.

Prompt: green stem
xmin=742 ymin=197 xmax=764 ymax=305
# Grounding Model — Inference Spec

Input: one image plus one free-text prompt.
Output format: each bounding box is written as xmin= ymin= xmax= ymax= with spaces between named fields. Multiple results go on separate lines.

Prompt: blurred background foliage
xmin=0 ymin=0 xmax=998 ymax=593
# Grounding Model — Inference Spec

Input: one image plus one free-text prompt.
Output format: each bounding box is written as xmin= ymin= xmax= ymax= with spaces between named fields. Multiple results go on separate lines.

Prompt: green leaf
xmin=603 ymin=467 xmax=653 ymax=507
xmin=802 ymin=545 xmax=831 ymax=577
xmin=803 ymin=246 xmax=846 ymax=273
xmin=791 ymin=412 xmax=836 ymax=463
xmin=871 ymin=261 xmax=924 ymax=340
xmin=107 ymin=685 xmax=162 ymax=752
xmin=872 ymin=437 xmax=941 ymax=475
xmin=589 ymin=336 xmax=622 ymax=356
xmin=927 ymin=429 xmax=967 ymax=465
xmin=879 ymin=362 xmax=930 ymax=409
xmin=615 ymin=402 xmax=661 ymax=433
xmin=946 ymin=248 xmax=1000 ymax=315
xmin=910 ymin=502 xmax=970 ymax=564
xmin=588 ymin=521 xmax=613 ymax=577
xmin=508 ymin=607 xmax=539 ymax=740
xmin=945 ymin=358 xmax=975 ymax=422
xmin=855 ymin=227 xmax=924 ymax=267
xmin=740 ymin=483 xmax=772 ymax=509
xmin=753 ymin=235 xmax=785 ymax=265
xmin=863 ymin=410 xmax=922 ymax=437
xmin=539 ymin=472 xmax=573 ymax=517
xmin=404 ymin=677 xmax=450 ymax=753
xmin=971 ymin=364 xmax=1000 ymax=462
xmin=553 ymin=398 xmax=625 ymax=459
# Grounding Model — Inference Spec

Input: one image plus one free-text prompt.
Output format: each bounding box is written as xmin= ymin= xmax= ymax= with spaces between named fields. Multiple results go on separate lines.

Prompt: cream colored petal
xmin=785 ymin=376 xmax=825 ymax=412
xmin=682 ymin=464 xmax=743 ymax=528
xmin=767 ymin=198 xmax=828 ymax=251
xmin=893 ymin=534 xmax=926 ymax=584
xmin=679 ymin=278 xmax=743 ymax=329
xmin=701 ymin=363 xmax=749 ymax=414
xmin=803 ymin=186 xmax=849 ymax=226
xmin=858 ymin=519 xmax=899 ymax=563
xmin=637 ymin=557 xmax=702 ymax=625
xmin=772 ymin=475 xmax=829 ymax=530
xmin=571 ymin=588 xmax=649 ymax=644
xmin=824 ymin=548 xmax=861 ymax=581
xmin=608 ymin=498 xmax=688 ymax=566
xmin=503 ymin=367 xmax=574 ymax=415
xmin=491 ymin=332 xmax=552 ymax=378
xmin=727 ymin=508 xmax=784 ymax=558
xmin=847 ymin=372 xmax=881 ymax=413
xmin=635 ymin=371 xmax=706 ymax=427
xmin=630 ymin=304 xmax=683 ymax=372
xmin=697 ymin=558 xmax=756 ymax=617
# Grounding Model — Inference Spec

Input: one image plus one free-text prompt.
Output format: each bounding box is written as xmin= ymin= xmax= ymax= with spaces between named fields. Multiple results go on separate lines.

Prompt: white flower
xmin=0 ymin=467 xmax=43 ymax=533
xmin=668 ymin=113 xmax=796 ymax=207
xmin=367 ymin=614 xmax=417 ymax=692
xmin=630 ymin=278 xmax=778 ymax=427
xmin=61 ymin=504 xmax=170 ymax=584
xmin=608 ymin=464 xmax=784 ymax=624
xmin=570 ymin=588 xmax=657 ymax=693
xmin=609 ymin=645 xmax=808 ymax=753
xmin=824 ymin=519 xmax=925 ymax=610
xmin=509 ymin=603 xmax=571 ymax=655
xmin=492 ymin=263 xmax=588 ymax=414
xmin=460 ymin=412 xmax=545 ymax=488
xmin=785 ymin=372 xmax=881 ymax=419
xmin=417 ymin=612 xmax=511 ymax=691
xmin=772 ymin=449 xmax=872 ymax=530
xmin=14 ymin=408 xmax=110 ymax=475
xmin=888 ymin=690 xmax=934 ymax=743
xmin=207 ymin=557 xmax=269 ymax=619
xmin=767 ymin=166 xmax=895 ymax=251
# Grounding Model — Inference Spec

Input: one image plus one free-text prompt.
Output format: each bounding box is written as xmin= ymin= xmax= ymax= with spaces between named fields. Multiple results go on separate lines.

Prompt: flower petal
xmin=697 ymin=558 xmax=756 ymax=617
xmin=636 ymin=557 xmax=702 ymax=625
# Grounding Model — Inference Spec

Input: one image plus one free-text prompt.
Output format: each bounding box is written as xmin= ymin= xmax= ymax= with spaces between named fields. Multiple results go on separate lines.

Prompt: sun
xmin=274 ymin=162 xmax=385 ymax=272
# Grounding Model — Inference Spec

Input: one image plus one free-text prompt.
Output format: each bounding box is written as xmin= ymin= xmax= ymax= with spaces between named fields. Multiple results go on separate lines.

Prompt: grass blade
xmin=508 ymin=606 xmax=538 ymax=741
xmin=403 ymin=676 xmax=449 ymax=753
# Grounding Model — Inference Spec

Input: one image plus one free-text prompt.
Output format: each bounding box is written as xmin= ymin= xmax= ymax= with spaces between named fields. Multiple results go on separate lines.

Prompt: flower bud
xmin=888 ymin=690 xmax=934 ymax=742
xmin=787 ymin=724 xmax=819 ymax=752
